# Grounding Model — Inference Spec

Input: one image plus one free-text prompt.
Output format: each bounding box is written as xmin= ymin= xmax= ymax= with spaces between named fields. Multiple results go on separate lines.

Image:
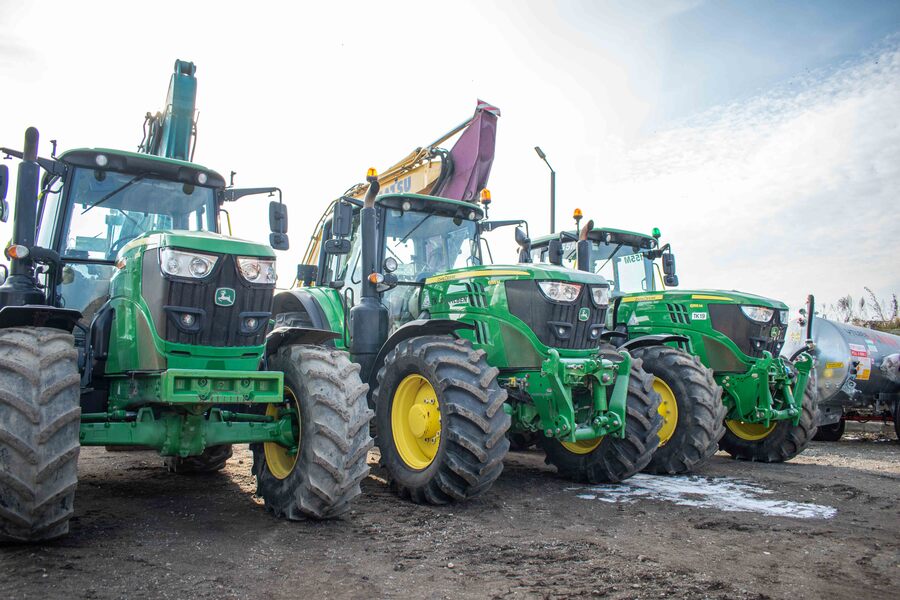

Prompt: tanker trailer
xmin=783 ymin=310 xmax=900 ymax=441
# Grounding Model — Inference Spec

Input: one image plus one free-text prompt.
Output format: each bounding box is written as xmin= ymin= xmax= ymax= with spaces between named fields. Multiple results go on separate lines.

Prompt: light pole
xmin=534 ymin=146 xmax=555 ymax=233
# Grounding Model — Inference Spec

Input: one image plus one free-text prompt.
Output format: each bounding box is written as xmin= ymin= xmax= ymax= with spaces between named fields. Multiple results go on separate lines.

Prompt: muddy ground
xmin=2 ymin=424 xmax=898 ymax=600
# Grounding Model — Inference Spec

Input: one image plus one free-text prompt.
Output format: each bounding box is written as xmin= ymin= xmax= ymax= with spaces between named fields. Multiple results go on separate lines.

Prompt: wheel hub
xmin=264 ymin=386 xmax=301 ymax=480
xmin=725 ymin=419 xmax=777 ymax=441
xmin=391 ymin=374 xmax=442 ymax=469
xmin=653 ymin=377 xmax=679 ymax=447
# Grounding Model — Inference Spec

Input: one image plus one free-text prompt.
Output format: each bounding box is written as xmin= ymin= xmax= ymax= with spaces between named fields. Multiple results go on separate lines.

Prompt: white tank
xmin=783 ymin=317 xmax=900 ymax=424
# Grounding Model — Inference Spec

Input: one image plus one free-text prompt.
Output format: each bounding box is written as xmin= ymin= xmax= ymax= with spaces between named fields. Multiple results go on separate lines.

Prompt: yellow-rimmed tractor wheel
xmin=539 ymin=352 xmax=662 ymax=483
xmin=630 ymin=345 xmax=725 ymax=475
xmin=251 ymin=344 xmax=373 ymax=519
xmin=718 ymin=361 xmax=818 ymax=462
xmin=372 ymin=336 xmax=510 ymax=504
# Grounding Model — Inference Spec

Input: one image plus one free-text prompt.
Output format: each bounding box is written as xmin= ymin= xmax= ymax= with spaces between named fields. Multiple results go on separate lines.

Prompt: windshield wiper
xmin=594 ymin=243 xmax=624 ymax=274
xmin=81 ymin=173 xmax=148 ymax=214
xmin=398 ymin=213 xmax=432 ymax=245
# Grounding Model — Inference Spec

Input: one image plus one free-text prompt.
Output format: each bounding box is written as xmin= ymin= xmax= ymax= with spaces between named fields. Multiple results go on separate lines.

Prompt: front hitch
xmin=522 ymin=348 xmax=630 ymax=441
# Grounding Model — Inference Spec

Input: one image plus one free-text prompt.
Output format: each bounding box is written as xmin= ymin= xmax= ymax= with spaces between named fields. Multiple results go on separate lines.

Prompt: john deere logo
xmin=215 ymin=287 xmax=236 ymax=307
xmin=770 ymin=326 xmax=781 ymax=339
xmin=578 ymin=307 xmax=591 ymax=322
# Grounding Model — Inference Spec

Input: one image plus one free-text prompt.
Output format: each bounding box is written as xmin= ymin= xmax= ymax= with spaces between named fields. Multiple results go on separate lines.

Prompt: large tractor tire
xmin=540 ymin=354 xmax=662 ymax=483
xmin=165 ymin=444 xmax=233 ymax=474
xmin=812 ymin=419 xmax=845 ymax=442
xmin=252 ymin=344 xmax=373 ymax=519
xmin=719 ymin=369 xmax=818 ymax=462
xmin=630 ymin=346 xmax=725 ymax=475
xmin=0 ymin=327 xmax=81 ymax=543
xmin=372 ymin=336 xmax=510 ymax=504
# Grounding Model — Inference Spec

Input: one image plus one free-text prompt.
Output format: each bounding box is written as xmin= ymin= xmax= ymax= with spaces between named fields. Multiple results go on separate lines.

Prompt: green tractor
xmin=530 ymin=220 xmax=817 ymax=465
xmin=286 ymin=173 xmax=666 ymax=503
xmin=0 ymin=129 xmax=372 ymax=542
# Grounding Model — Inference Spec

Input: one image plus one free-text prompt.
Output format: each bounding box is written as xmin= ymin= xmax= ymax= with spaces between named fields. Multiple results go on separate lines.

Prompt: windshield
xmin=532 ymin=240 xmax=657 ymax=294
xmin=60 ymin=167 xmax=217 ymax=260
xmin=383 ymin=208 xmax=478 ymax=282
xmin=587 ymin=241 xmax=655 ymax=294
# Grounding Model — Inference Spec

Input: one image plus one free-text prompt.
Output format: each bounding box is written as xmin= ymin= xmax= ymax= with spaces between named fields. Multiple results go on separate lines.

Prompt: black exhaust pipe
xmin=575 ymin=219 xmax=593 ymax=272
xmin=0 ymin=127 xmax=46 ymax=308
xmin=348 ymin=170 xmax=389 ymax=383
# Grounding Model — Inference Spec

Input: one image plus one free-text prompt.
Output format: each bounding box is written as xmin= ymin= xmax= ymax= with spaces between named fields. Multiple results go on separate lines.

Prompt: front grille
xmin=708 ymin=304 xmax=786 ymax=358
xmin=505 ymin=280 xmax=606 ymax=350
xmin=144 ymin=253 xmax=274 ymax=347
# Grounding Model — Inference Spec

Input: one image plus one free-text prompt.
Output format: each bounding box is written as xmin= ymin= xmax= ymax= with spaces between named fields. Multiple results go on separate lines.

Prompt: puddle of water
xmin=573 ymin=474 xmax=837 ymax=519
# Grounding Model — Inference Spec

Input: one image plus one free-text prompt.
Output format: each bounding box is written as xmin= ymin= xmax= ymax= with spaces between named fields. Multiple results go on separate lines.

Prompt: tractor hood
xmin=621 ymin=289 xmax=788 ymax=310
xmin=120 ymin=230 xmax=275 ymax=259
xmin=424 ymin=263 xmax=609 ymax=286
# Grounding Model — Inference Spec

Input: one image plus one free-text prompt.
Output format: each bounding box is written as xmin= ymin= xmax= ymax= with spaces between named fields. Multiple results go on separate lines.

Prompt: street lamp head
xmin=534 ymin=146 xmax=546 ymax=160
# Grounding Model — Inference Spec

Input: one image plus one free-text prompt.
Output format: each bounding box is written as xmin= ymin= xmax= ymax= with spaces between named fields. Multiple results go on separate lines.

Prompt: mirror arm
xmin=219 ymin=186 xmax=282 ymax=203
xmin=0 ymin=148 xmax=65 ymax=176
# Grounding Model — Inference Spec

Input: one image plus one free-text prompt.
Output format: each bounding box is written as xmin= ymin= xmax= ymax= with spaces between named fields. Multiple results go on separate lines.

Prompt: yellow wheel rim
xmin=560 ymin=437 xmax=603 ymax=455
xmin=654 ymin=377 xmax=678 ymax=447
xmin=264 ymin=386 xmax=300 ymax=480
xmin=725 ymin=419 xmax=777 ymax=441
xmin=391 ymin=374 xmax=442 ymax=470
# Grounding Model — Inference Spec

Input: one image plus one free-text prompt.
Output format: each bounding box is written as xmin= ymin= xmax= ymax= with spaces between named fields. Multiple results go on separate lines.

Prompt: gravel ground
xmin=1 ymin=427 xmax=898 ymax=600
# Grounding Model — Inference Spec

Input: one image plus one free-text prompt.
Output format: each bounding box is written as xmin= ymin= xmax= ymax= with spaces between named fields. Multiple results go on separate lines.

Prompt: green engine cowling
xmin=425 ymin=264 xmax=629 ymax=442
xmin=79 ymin=230 xmax=288 ymax=456
xmin=614 ymin=288 xmax=812 ymax=426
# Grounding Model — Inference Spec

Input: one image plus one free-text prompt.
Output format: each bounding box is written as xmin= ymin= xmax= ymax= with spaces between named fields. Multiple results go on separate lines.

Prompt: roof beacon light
xmin=480 ymin=189 xmax=492 ymax=205
xmin=366 ymin=168 xmax=378 ymax=180
xmin=652 ymin=227 xmax=661 ymax=239
xmin=573 ymin=208 xmax=583 ymax=219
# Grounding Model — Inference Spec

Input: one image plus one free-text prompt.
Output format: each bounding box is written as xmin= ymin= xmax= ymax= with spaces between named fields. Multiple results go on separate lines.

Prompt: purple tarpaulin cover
xmin=433 ymin=100 xmax=500 ymax=203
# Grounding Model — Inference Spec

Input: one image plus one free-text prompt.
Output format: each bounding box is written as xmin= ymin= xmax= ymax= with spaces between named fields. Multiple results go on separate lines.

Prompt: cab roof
xmin=533 ymin=227 xmax=657 ymax=250
xmin=373 ymin=193 xmax=484 ymax=220
xmin=57 ymin=147 xmax=227 ymax=189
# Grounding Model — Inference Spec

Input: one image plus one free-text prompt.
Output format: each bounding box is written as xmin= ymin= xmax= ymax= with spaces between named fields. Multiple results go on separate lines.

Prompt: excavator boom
xmin=138 ymin=59 xmax=198 ymax=161
xmin=301 ymin=100 xmax=500 ymax=270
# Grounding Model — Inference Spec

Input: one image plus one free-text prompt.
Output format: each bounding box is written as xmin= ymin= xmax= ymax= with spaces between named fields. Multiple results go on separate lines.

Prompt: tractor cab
xmin=35 ymin=149 xmax=225 ymax=323
xmin=314 ymin=193 xmax=483 ymax=333
xmin=531 ymin=227 xmax=678 ymax=295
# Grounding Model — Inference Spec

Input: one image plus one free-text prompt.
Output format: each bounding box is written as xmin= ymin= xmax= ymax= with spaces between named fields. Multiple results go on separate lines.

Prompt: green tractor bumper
xmin=80 ymin=369 xmax=293 ymax=457
xmin=719 ymin=351 xmax=813 ymax=426
xmin=504 ymin=349 xmax=630 ymax=442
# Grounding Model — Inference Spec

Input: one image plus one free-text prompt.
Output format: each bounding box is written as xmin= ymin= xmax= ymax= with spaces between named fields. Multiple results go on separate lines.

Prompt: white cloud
xmin=585 ymin=40 xmax=900 ymax=311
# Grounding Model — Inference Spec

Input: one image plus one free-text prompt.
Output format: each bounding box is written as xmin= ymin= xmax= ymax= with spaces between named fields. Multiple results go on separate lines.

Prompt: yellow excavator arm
xmin=299 ymin=100 xmax=500 ymax=282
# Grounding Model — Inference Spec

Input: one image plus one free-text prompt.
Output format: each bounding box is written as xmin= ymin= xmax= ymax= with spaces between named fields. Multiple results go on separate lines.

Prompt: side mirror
xmin=269 ymin=200 xmax=288 ymax=234
xmin=332 ymin=201 xmax=353 ymax=237
xmin=515 ymin=226 xmax=531 ymax=263
xmin=270 ymin=232 xmax=289 ymax=251
xmin=662 ymin=252 xmax=676 ymax=275
xmin=664 ymin=274 xmax=679 ymax=287
xmin=0 ymin=164 xmax=8 ymax=223
xmin=323 ymin=238 xmax=351 ymax=254
xmin=296 ymin=264 xmax=318 ymax=287
xmin=548 ymin=239 xmax=563 ymax=266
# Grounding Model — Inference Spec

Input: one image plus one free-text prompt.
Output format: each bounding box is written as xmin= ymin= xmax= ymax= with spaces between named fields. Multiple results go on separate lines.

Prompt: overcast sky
xmin=2 ymin=0 xmax=898 ymax=313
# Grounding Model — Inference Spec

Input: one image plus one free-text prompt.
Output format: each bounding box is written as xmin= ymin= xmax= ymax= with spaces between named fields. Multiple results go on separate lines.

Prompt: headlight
xmin=237 ymin=257 xmax=277 ymax=284
xmin=160 ymin=248 xmax=218 ymax=279
xmin=740 ymin=305 xmax=774 ymax=323
xmin=778 ymin=309 xmax=789 ymax=323
xmin=591 ymin=285 xmax=610 ymax=307
xmin=538 ymin=281 xmax=582 ymax=303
